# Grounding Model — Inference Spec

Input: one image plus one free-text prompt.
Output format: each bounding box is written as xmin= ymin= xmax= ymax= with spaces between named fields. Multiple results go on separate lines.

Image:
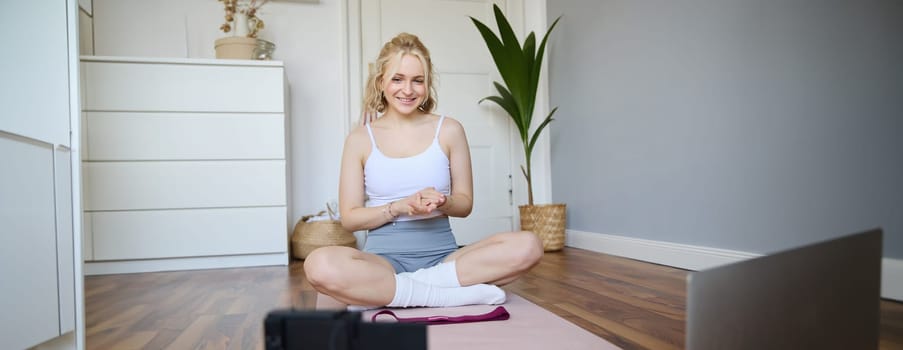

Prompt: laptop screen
xmin=685 ymin=228 xmax=882 ymax=350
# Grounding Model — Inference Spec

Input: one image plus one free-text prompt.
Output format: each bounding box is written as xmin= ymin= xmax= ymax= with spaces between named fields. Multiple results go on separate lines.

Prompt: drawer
xmin=84 ymin=112 xmax=285 ymax=160
xmin=89 ymin=207 xmax=287 ymax=260
xmin=82 ymin=61 xmax=284 ymax=112
xmin=83 ymin=160 xmax=286 ymax=211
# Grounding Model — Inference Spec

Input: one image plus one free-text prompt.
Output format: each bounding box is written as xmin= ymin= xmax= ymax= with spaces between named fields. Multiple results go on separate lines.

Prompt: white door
xmin=1 ymin=1 xmax=81 ymax=348
xmin=361 ymin=0 xmax=515 ymax=244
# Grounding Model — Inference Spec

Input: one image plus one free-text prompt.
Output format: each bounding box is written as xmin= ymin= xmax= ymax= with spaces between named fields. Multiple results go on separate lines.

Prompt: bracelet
xmin=382 ymin=201 xmax=398 ymax=220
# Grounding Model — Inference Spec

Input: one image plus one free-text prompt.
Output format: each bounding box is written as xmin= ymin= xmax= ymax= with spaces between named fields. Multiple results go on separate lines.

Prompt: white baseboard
xmin=565 ymin=229 xmax=761 ymax=271
xmin=566 ymin=229 xmax=903 ymax=302
xmin=883 ymin=258 xmax=903 ymax=301
xmin=85 ymin=253 xmax=289 ymax=275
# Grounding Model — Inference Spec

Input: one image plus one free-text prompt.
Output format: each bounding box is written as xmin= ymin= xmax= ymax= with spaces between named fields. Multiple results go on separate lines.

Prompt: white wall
xmin=88 ymin=0 xmax=346 ymax=224
xmin=78 ymin=1 xmax=92 ymax=55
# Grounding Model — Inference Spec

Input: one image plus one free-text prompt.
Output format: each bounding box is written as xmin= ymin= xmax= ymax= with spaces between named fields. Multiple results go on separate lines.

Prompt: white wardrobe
xmin=1 ymin=1 xmax=83 ymax=349
xmin=80 ymin=56 xmax=290 ymax=274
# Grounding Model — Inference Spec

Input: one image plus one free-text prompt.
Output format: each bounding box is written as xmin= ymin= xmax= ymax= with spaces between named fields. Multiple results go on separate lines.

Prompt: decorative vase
xmin=253 ymin=39 xmax=276 ymax=60
xmin=233 ymin=12 xmax=250 ymax=37
xmin=214 ymin=36 xmax=257 ymax=60
xmin=519 ymin=203 xmax=567 ymax=252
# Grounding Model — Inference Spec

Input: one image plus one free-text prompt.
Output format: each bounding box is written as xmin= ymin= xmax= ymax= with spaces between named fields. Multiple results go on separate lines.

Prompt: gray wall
xmin=547 ymin=0 xmax=902 ymax=258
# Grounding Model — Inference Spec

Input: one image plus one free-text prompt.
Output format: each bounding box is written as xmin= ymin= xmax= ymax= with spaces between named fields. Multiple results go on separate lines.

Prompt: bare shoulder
xmin=343 ymin=125 xmax=372 ymax=155
xmin=437 ymin=116 xmax=469 ymax=153
xmin=439 ymin=115 xmax=466 ymax=136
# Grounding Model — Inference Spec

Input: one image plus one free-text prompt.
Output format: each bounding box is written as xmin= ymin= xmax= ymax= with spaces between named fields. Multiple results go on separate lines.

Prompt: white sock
xmin=388 ymin=273 xmax=506 ymax=308
xmin=347 ymin=262 xmax=464 ymax=311
xmin=398 ymin=261 xmax=461 ymax=287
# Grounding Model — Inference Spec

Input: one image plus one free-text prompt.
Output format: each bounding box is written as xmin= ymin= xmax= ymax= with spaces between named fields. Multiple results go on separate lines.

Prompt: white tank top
xmin=365 ymin=116 xmax=451 ymax=221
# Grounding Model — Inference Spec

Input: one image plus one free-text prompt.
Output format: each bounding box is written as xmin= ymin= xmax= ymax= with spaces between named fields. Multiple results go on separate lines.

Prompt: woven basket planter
xmin=291 ymin=214 xmax=357 ymax=260
xmin=519 ymin=204 xmax=567 ymax=252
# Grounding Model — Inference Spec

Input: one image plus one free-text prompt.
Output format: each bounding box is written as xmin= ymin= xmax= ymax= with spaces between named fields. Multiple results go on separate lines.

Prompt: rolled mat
xmin=316 ymin=292 xmax=620 ymax=350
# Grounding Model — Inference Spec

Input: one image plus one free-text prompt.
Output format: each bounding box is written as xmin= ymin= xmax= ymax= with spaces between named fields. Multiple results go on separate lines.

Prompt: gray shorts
xmin=363 ymin=216 xmax=459 ymax=273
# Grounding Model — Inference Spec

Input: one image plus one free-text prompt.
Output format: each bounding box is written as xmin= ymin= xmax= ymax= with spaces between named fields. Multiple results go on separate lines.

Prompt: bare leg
xmin=304 ymin=246 xmax=507 ymax=308
xmin=444 ymin=231 xmax=544 ymax=286
xmin=303 ymin=246 xmax=396 ymax=306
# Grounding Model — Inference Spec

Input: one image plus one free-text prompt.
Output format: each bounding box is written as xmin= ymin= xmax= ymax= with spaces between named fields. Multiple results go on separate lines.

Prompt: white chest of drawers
xmin=80 ymin=56 xmax=289 ymax=274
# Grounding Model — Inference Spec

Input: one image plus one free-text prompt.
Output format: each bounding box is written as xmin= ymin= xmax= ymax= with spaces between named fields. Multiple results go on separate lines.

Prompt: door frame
xmin=339 ymin=0 xmax=554 ymax=221
xmin=67 ymin=0 xmax=87 ymax=348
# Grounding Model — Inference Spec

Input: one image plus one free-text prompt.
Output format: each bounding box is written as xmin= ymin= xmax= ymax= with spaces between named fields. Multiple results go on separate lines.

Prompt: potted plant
xmin=471 ymin=5 xmax=565 ymax=251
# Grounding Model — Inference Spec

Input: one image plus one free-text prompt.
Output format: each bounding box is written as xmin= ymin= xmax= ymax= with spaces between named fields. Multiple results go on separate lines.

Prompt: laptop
xmin=685 ymin=228 xmax=882 ymax=350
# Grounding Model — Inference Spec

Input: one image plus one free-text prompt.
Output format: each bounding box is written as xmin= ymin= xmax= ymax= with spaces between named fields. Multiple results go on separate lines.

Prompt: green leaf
xmin=530 ymin=15 xmax=561 ymax=106
xmin=527 ymin=107 xmax=557 ymax=157
xmin=479 ymin=95 xmax=514 ymax=120
xmin=479 ymin=94 xmax=523 ymax=138
xmin=535 ymin=16 xmax=562 ymax=76
xmin=470 ymin=16 xmax=515 ymax=92
xmin=522 ymin=32 xmax=537 ymax=128
xmin=490 ymin=4 xmax=528 ymax=114
xmin=523 ymin=32 xmax=537 ymax=69
xmin=491 ymin=82 xmax=528 ymax=139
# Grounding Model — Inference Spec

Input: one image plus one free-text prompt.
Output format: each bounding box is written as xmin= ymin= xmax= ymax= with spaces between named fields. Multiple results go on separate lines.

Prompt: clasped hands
xmin=392 ymin=187 xmax=448 ymax=216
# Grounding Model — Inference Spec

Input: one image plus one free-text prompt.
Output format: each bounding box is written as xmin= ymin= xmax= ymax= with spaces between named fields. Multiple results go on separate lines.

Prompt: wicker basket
xmin=291 ymin=213 xmax=357 ymax=260
xmin=519 ymin=204 xmax=567 ymax=252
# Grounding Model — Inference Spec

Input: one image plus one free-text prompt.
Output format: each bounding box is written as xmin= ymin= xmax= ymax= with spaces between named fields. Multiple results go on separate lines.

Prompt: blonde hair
xmin=363 ymin=33 xmax=437 ymax=114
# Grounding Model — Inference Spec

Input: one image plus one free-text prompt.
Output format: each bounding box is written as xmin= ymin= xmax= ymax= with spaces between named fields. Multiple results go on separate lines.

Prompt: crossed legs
xmin=303 ymin=230 xmax=543 ymax=307
xmin=303 ymin=246 xmax=397 ymax=306
xmin=444 ymin=231 xmax=544 ymax=286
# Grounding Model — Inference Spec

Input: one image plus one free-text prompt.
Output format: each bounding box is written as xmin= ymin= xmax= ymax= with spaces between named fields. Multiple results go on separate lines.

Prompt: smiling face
xmin=363 ymin=33 xmax=437 ymax=115
xmin=381 ymin=53 xmax=427 ymax=116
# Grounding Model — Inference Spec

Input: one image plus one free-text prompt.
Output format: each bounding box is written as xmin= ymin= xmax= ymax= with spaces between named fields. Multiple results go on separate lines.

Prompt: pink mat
xmin=316 ymin=292 xmax=620 ymax=350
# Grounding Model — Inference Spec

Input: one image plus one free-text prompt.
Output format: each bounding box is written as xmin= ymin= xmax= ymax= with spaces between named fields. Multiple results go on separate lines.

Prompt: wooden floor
xmin=85 ymin=247 xmax=903 ymax=349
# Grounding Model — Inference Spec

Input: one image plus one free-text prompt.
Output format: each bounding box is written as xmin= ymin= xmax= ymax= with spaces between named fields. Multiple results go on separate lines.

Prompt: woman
xmin=304 ymin=33 xmax=542 ymax=309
